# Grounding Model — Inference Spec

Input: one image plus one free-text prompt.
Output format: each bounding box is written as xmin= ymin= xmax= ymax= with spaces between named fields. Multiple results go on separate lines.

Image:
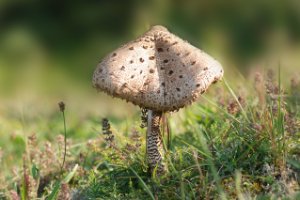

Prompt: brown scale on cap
xmin=93 ymin=25 xmax=223 ymax=112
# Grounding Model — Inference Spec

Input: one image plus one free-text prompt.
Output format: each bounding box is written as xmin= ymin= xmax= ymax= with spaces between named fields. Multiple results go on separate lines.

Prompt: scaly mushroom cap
xmin=93 ymin=25 xmax=223 ymax=112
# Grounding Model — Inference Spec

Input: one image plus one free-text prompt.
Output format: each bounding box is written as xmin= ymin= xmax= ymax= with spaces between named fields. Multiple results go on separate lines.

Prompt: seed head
xmin=58 ymin=101 xmax=65 ymax=112
xmin=102 ymin=118 xmax=114 ymax=145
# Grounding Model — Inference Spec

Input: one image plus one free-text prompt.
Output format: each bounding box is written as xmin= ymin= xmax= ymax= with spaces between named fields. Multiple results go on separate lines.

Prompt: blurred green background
xmin=1 ymin=0 xmax=300 ymax=115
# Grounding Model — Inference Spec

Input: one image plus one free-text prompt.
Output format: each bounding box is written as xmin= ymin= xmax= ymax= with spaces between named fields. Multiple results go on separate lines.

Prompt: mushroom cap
xmin=93 ymin=25 xmax=223 ymax=112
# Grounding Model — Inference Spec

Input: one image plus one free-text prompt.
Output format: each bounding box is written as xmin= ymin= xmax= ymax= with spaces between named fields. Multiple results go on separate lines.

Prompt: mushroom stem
xmin=146 ymin=110 xmax=165 ymax=174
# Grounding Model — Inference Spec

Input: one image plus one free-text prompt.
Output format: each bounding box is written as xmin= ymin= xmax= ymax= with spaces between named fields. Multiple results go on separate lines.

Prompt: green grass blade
xmin=63 ymin=164 xmax=78 ymax=183
xmin=223 ymin=79 xmax=249 ymax=122
xmin=46 ymin=164 xmax=78 ymax=200
xmin=177 ymin=138 xmax=212 ymax=159
xmin=235 ymin=170 xmax=245 ymax=200
xmin=20 ymin=180 xmax=26 ymax=200
xmin=197 ymin=125 xmax=227 ymax=200
xmin=46 ymin=181 xmax=61 ymax=200
xmin=129 ymin=167 xmax=155 ymax=200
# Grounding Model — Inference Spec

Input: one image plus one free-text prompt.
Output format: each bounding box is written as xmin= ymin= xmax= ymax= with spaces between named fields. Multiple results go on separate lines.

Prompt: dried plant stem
xmin=58 ymin=101 xmax=67 ymax=172
xmin=61 ymin=110 xmax=67 ymax=171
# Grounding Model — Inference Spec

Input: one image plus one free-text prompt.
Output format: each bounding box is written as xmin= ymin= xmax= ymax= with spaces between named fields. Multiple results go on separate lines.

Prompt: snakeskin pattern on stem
xmin=146 ymin=110 xmax=165 ymax=174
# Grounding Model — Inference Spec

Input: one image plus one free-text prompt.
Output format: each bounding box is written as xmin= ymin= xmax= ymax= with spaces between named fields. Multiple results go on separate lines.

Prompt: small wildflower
xmin=9 ymin=190 xmax=19 ymax=200
xmin=130 ymin=130 xmax=141 ymax=141
xmin=227 ymin=102 xmax=238 ymax=114
xmin=264 ymin=69 xmax=287 ymax=114
xmin=28 ymin=134 xmax=40 ymax=162
xmin=252 ymin=123 xmax=263 ymax=132
xmin=227 ymin=96 xmax=245 ymax=115
xmin=22 ymin=155 xmax=36 ymax=199
xmin=28 ymin=134 xmax=37 ymax=146
xmin=266 ymin=69 xmax=279 ymax=96
xmin=102 ymin=118 xmax=114 ymax=146
xmin=125 ymin=143 xmax=137 ymax=152
xmin=130 ymin=130 xmax=141 ymax=149
xmin=285 ymin=113 xmax=299 ymax=135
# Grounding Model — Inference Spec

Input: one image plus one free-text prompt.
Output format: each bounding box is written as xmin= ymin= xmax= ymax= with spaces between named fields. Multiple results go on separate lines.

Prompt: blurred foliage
xmin=1 ymin=0 xmax=300 ymax=81
xmin=0 ymin=0 xmax=300 ymax=117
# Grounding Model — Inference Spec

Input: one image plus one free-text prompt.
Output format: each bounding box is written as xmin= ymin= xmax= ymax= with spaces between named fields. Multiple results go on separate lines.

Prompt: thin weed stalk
xmin=58 ymin=101 xmax=67 ymax=172
xmin=277 ymin=64 xmax=286 ymax=171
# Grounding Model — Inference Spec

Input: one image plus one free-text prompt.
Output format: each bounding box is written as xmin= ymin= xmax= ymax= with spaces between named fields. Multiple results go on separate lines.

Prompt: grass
xmin=0 ymin=68 xmax=299 ymax=199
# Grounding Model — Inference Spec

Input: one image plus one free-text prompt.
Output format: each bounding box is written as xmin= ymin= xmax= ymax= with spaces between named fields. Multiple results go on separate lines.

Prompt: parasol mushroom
xmin=92 ymin=25 xmax=223 ymax=174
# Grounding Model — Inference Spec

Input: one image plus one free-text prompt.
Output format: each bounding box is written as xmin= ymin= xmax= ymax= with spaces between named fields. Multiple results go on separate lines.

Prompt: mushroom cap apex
xmin=93 ymin=25 xmax=223 ymax=112
xmin=150 ymin=25 xmax=168 ymax=32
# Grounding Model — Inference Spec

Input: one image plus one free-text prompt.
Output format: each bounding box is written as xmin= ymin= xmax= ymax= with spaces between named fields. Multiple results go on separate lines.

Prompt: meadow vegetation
xmin=0 ymin=68 xmax=299 ymax=200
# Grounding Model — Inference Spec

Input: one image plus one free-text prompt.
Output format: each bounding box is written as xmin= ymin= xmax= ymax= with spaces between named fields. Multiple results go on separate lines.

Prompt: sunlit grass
xmin=0 ymin=68 xmax=299 ymax=199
